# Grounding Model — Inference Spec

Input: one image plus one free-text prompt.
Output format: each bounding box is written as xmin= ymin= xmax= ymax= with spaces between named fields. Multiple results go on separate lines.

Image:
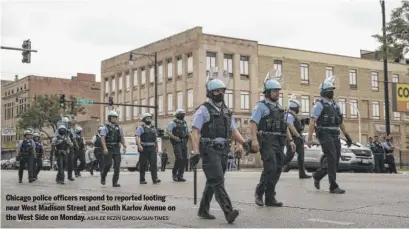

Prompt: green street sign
xmin=76 ymin=99 xmax=94 ymax=105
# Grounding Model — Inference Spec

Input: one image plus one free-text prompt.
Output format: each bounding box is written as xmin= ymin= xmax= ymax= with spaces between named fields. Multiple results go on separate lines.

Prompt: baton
xmin=193 ymin=165 xmax=197 ymax=205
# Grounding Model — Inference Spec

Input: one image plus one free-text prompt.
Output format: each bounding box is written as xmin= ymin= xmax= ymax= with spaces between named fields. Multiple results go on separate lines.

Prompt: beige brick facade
xmin=101 ymin=27 xmax=409 ymax=161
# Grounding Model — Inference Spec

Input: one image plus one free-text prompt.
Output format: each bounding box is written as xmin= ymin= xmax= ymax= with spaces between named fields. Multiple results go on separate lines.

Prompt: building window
xmin=300 ymin=64 xmax=309 ymax=83
xmin=149 ymin=66 xmax=154 ymax=85
xmin=206 ymin=52 xmax=216 ymax=71
xmin=141 ymin=68 xmax=146 ymax=86
xmin=326 ymin=66 xmax=334 ymax=78
xmin=393 ymin=111 xmax=401 ymax=120
xmin=111 ymin=76 xmax=115 ymax=92
xmin=105 ymin=107 xmax=109 ymax=121
xmin=177 ymin=91 xmax=183 ymax=109
xmin=158 ymin=62 xmax=163 ymax=83
xmin=371 ymin=72 xmax=379 ymax=91
xmin=126 ymin=73 xmax=130 ymax=90
xmin=177 ymin=56 xmax=182 ymax=78
xmin=187 ymin=53 xmax=193 ymax=74
xmin=225 ymin=90 xmax=234 ymax=109
xmin=133 ymin=71 xmax=138 ymax=88
xmin=126 ymin=103 xmax=131 ymax=120
xmin=133 ymin=101 xmax=138 ymax=119
xmin=372 ymin=101 xmax=380 ymax=119
xmin=167 ymin=93 xmax=173 ymax=112
xmin=279 ymin=93 xmax=283 ymax=106
xmin=240 ymin=56 xmax=249 ymax=79
xmin=167 ymin=58 xmax=173 ymax=81
xmin=224 ymin=54 xmax=233 ymax=77
xmin=301 ymin=96 xmax=310 ymax=115
xmin=118 ymin=75 xmax=123 ymax=91
xmin=240 ymin=91 xmax=250 ymax=110
xmin=350 ymin=99 xmax=358 ymax=118
xmin=141 ymin=99 xmax=146 ymax=114
xmin=187 ymin=89 xmax=193 ymax=110
xmin=158 ymin=95 xmax=163 ymax=114
xmin=118 ymin=106 xmax=124 ymax=122
xmin=274 ymin=60 xmax=282 ymax=72
xmin=349 ymin=69 xmax=357 ymax=89
xmin=105 ymin=78 xmax=109 ymax=93
xmin=338 ymin=98 xmax=346 ymax=117
xmin=392 ymin=74 xmax=399 ymax=83
xmin=149 ymin=97 xmax=154 ymax=114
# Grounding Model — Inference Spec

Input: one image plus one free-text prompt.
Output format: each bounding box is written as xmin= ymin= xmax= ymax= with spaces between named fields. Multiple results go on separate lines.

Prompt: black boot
xmin=265 ymin=197 xmax=283 ymax=207
xmin=101 ymin=177 xmax=106 ymax=185
xmin=226 ymin=209 xmax=239 ymax=224
xmin=172 ymin=174 xmax=178 ymax=181
xmin=313 ymin=178 xmax=320 ymax=190
xmin=198 ymin=211 xmax=216 ymax=220
xmin=153 ymin=179 xmax=161 ymax=184
xmin=330 ymin=187 xmax=345 ymax=194
xmin=140 ymin=180 xmax=147 ymax=184
xmin=254 ymin=192 xmax=264 ymax=206
xmin=282 ymin=165 xmax=290 ymax=172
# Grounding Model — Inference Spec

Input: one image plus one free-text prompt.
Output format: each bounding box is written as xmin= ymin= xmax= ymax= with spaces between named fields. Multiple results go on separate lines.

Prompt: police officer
xmin=32 ymin=132 xmax=44 ymax=180
xmin=160 ymin=149 xmax=169 ymax=171
xmin=135 ymin=113 xmax=161 ymax=184
xmin=370 ymin=136 xmax=385 ymax=173
xmin=92 ymin=126 xmax=105 ymax=176
xmin=17 ymin=129 xmax=36 ymax=183
xmin=100 ymin=111 xmax=126 ymax=187
xmin=250 ymin=70 xmax=296 ymax=207
xmin=191 ymin=67 xmax=247 ymax=224
xmin=73 ymin=126 xmax=86 ymax=177
xmin=282 ymin=97 xmax=312 ymax=179
xmin=166 ymin=109 xmax=190 ymax=182
xmin=383 ymin=136 xmax=397 ymax=174
xmin=306 ymin=76 xmax=352 ymax=194
xmin=52 ymin=125 xmax=74 ymax=184
xmin=60 ymin=117 xmax=79 ymax=181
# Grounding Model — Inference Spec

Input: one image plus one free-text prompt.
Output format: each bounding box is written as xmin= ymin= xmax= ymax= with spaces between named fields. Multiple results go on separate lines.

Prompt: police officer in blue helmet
xmin=17 ymin=129 xmax=37 ymax=183
xmin=282 ymin=96 xmax=312 ymax=179
xmin=306 ymin=75 xmax=352 ymax=194
xmin=191 ymin=67 xmax=247 ymax=224
xmin=251 ymin=70 xmax=296 ymax=207
xmin=100 ymin=110 xmax=126 ymax=187
xmin=166 ymin=108 xmax=190 ymax=182
xmin=60 ymin=116 xmax=79 ymax=181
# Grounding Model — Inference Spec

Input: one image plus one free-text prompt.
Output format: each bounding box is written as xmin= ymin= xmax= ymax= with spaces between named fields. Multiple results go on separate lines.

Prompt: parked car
xmin=286 ymin=133 xmax=374 ymax=173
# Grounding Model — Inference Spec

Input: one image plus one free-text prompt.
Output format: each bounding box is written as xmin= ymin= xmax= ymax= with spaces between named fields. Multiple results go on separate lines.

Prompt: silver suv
xmin=286 ymin=134 xmax=374 ymax=173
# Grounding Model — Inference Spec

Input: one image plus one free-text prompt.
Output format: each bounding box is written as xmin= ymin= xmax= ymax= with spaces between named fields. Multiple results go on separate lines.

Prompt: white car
xmin=286 ymin=133 xmax=374 ymax=173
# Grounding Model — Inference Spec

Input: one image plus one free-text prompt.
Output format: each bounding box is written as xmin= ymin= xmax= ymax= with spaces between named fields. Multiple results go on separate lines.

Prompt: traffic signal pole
xmin=381 ymin=0 xmax=391 ymax=136
xmin=2 ymin=39 xmax=37 ymax=63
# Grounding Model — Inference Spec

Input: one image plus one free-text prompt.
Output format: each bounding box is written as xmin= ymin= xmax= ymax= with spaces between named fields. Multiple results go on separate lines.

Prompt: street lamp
xmin=347 ymin=102 xmax=361 ymax=143
xmin=129 ymin=51 xmax=159 ymax=129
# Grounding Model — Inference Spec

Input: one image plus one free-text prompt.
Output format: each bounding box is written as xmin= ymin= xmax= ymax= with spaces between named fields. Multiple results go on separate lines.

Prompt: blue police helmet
xmin=319 ymin=81 xmax=335 ymax=93
xmin=207 ymin=79 xmax=226 ymax=92
xmin=289 ymin=99 xmax=301 ymax=108
xmin=264 ymin=79 xmax=281 ymax=92
xmin=175 ymin=108 xmax=185 ymax=116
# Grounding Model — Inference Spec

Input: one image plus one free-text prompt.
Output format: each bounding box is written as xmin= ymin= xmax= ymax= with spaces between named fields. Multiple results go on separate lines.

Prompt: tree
xmin=372 ymin=0 xmax=409 ymax=62
xmin=17 ymin=95 xmax=86 ymax=142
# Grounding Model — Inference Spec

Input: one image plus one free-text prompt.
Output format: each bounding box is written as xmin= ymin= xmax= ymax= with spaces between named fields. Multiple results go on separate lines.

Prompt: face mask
xmin=325 ymin=91 xmax=334 ymax=99
xmin=144 ymin=121 xmax=151 ymax=125
xmin=212 ymin=93 xmax=224 ymax=103
xmin=58 ymin=130 xmax=66 ymax=135
xmin=177 ymin=114 xmax=185 ymax=120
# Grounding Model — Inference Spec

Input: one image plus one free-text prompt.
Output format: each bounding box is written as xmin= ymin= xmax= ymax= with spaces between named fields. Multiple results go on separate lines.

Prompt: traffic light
xmin=59 ymin=94 xmax=66 ymax=109
xmin=22 ymin=39 xmax=31 ymax=63
xmin=108 ymin=97 xmax=114 ymax=106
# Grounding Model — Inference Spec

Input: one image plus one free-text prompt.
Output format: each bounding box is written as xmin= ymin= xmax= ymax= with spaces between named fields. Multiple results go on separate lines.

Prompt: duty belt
xmin=386 ymin=153 xmax=394 ymax=156
xmin=200 ymin=139 xmax=229 ymax=150
xmin=107 ymin=142 xmax=119 ymax=147
xmin=141 ymin=142 xmax=155 ymax=146
xmin=317 ymin=126 xmax=339 ymax=130
xmin=258 ymin=131 xmax=285 ymax=136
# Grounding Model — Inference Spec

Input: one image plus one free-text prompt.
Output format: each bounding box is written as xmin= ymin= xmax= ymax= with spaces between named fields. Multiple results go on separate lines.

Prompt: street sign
xmin=1 ymin=128 xmax=16 ymax=136
xmin=76 ymin=99 xmax=94 ymax=105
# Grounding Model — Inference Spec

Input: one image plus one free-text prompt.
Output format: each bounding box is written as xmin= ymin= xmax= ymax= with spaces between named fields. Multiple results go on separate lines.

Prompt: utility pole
xmin=381 ymin=0 xmax=391 ymax=136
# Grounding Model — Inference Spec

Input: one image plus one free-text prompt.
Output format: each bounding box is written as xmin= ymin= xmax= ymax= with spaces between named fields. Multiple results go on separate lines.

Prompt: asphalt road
xmin=1 ymin=169 xmax=409 ymax=228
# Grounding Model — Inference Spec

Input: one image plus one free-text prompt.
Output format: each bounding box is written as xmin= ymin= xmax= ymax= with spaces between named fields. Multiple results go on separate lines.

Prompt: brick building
xmin=101 ymin=26 xmax=409 ymax=166
xmin=1 ymin=73 xmax=100 ymax=159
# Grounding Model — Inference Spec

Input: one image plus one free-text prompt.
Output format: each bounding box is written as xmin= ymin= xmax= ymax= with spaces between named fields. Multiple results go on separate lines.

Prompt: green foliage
xmin=372 ymin=0 xmax=409 ymax=62
xmin=17 ymin=95 xmax=86 ymax=140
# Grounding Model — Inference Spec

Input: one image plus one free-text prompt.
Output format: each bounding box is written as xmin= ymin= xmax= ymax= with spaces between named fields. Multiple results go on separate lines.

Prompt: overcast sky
xmin=0 ymin=0 xmax=402 ymax=82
